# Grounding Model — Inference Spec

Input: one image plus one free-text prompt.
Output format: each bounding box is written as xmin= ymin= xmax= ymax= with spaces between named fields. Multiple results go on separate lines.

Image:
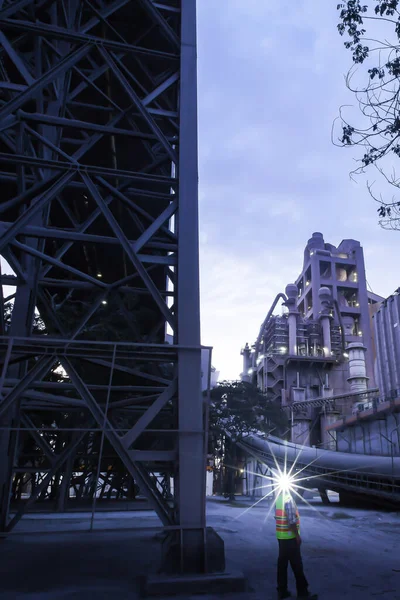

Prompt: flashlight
xmin=275 ymin=471 xmax=296 ymax=495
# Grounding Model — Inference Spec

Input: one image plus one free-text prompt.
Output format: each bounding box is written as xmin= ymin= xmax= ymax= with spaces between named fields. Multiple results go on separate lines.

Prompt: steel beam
xmin=0 ymin=0 xmax=219 ymax=573
xmin=0 ymin=18 xmax=179 ymax=59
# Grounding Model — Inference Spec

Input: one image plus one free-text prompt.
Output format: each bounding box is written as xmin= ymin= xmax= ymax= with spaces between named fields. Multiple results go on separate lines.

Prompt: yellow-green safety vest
xmin=275 ymin=493 xmax=300 ymax=540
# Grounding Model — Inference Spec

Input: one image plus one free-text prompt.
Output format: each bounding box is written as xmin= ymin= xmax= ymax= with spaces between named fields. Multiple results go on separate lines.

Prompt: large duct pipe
xmin=347 ymin=342 xmax=369 ymax=406
xmin=318 ymin=287 xmax=332 ymax=357
xmin=333 ymin=298 xmax=346 ymax=358
xmin=252 ymin=292 xmax=287 ymax=370
xmin=285 ymin=284 xmax=298 ymax=356
xmin=241 ymin=343 xmax=251 ymax=382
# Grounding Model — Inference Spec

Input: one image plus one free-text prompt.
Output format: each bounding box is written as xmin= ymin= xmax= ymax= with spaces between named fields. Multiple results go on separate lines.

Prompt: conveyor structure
xmin=237 ymin=433 xmax=400 ymax=506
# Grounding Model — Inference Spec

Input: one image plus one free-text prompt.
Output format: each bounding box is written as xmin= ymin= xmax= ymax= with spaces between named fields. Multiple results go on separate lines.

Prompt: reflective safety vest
xmin=275 ymin=493 xmax=300 ymax=540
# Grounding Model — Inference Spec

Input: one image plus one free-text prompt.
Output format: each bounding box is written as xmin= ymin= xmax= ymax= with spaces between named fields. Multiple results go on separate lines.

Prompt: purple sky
xmin=197 ymin=1 xmax=400 ymax=381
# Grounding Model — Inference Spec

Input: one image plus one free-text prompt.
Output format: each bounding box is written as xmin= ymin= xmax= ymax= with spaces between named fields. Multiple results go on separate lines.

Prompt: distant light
xmin=358 ymin=331 xmax=362 ymax=337
xmin=240 ymin=469 xmax=244 ymax=474
xmin=279 ymin=346 xmax=287 ymax=354
xmin=248 ymin=368 xmax=254 ymax=374
xmin=256 ymin=354 xmax=265 ymax=366
xmin=310 ymin=251 xmax=314 ymax=256
xmin=102 ymin=300 xmax=108 ymax=305
xmin=323 ymin=346 xmax=329 ymax=353
xmin=97 ymin=272 xmax=103 ymax=278
xmin=306 ymin=281 xmax=310 ymax=286
xmin=343 ymin=352 xmax=349 ymax=358
xmin=355 ymin=302 xmax=359 ymax=307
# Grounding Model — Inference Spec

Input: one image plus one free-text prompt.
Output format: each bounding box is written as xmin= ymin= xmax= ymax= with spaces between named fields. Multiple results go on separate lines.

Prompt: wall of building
xmin=373 ymin=291 xmax=400 ymax=399
xmin=336 ymin=412 xmax=400 ymax=456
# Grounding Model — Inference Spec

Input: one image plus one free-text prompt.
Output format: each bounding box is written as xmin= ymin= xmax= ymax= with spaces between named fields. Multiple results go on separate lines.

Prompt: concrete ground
xmin=1 ymin=494 xmax=400 ymax=599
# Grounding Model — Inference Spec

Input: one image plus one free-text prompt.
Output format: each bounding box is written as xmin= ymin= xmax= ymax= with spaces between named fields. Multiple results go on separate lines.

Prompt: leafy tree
xmin=336 ymin=0 xmax=400 ymax=229
xmin=206 ymin=380 xmax=287 ymax=501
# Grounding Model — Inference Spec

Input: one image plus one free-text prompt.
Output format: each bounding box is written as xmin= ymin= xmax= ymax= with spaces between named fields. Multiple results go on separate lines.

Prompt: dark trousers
xmin=277 ymin=538 xmax=308 ymax=596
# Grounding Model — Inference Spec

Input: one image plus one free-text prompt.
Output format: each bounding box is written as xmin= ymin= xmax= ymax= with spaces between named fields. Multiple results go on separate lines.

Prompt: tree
xmin=206 ymin=380 xmax=287 ymax=501
xmin=336 ymin=0 xmax=400 ymax=229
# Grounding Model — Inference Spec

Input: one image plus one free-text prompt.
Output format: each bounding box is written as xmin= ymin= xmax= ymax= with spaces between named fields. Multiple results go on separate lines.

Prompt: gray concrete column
xmin=285 ymin=284 xmax=299 ymax=356
xmin=288 ymin=314 xmax=297 ymax=356
xmin=321 ymin=317 xmax=331 ymax=357
xmin=347 ymin=342 xmax=369 ymax=410
xmin=318 ymin=287 xmax=333 ymax=358
xmin=291 ymin=418 xmax=312 ymax=446
xmin=320 ymin=410 xmax=340 ymax=451
xmin=241 ymin=343 xmax=251 ymax=382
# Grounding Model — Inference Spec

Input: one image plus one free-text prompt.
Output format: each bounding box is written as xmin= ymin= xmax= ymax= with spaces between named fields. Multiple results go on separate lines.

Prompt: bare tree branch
xmin=336 ymin=0 xmax=400 ymax=229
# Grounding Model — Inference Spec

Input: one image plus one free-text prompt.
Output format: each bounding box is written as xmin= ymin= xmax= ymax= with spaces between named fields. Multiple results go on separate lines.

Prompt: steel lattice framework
xmin=0 ymin=0 xmax=217 ymax=572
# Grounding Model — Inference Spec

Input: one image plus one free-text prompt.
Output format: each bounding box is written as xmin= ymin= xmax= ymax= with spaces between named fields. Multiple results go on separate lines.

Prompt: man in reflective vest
xmin=275 ymin=489 xmax=317 ymax=600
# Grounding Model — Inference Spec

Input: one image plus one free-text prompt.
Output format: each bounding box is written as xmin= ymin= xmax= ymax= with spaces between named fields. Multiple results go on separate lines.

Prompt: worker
xmin=275 ymin=487 xmax=317 ymax=600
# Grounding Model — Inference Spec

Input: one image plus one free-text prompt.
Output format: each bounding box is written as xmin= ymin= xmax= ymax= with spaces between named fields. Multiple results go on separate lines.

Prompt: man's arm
xmin=285 ymin=499 xmax=301 ymax=545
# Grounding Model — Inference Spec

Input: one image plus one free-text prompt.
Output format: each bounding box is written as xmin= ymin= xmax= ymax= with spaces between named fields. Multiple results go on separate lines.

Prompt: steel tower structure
xmin=0 ymin=0 xmax=221 ymax=573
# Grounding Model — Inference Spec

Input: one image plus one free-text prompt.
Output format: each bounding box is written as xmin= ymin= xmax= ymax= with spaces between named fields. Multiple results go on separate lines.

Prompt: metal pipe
xmin=252 ymin=292 xmax=287 ymax=370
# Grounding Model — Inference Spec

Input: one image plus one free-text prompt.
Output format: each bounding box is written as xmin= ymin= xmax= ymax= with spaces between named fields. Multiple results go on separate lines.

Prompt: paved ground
xmin=1 ymin=495 xmax=400 ymax=599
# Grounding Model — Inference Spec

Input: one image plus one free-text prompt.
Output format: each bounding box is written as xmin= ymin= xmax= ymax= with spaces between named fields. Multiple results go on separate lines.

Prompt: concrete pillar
xmin=342 ymin=315 xmax=355 ymax=337
xmin=241 ymin=343 xmax=251 ymax=382
xmin=291 ymin=418 xmax=312 ymax=446
xmin=321 ymin=317 xmax=331 ymax=357
xmin=318 ymin=287 xmax=333 ymax=357
xmin=320 ymin=410 xmax=340 ymax=451
xmin=347 ymin=342 xmax=369 ymax=409
xmin=288 ymin=314 xmax=297 ymax=356
xmin=285 ymin=284 xmax=298 ymax=356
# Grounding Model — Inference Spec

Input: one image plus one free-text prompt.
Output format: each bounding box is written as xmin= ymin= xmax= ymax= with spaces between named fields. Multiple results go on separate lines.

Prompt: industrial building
xmin=241 ymin=233 xmax=384 ymax=452
xmin=328 ymin=288 xmax=400 ymax=456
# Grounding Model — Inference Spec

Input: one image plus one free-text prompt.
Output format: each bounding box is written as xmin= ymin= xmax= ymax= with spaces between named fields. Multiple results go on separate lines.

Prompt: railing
xmin=290 ymin=388 xmax=381 ymax=412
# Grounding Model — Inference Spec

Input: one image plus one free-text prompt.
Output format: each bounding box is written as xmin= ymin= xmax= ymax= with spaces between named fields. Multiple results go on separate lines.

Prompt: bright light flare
xmin=274 ymin=471 xmax=296 ymax=495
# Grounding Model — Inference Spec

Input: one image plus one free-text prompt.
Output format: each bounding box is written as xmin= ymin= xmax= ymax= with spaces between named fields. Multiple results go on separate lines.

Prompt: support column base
xmin=143 ymin=571 xmax=247 ymax=597
xmin=160 ymin=526 xmax=225 ymax=574
xmin=142 ymin=527 xmax=244 ymax=596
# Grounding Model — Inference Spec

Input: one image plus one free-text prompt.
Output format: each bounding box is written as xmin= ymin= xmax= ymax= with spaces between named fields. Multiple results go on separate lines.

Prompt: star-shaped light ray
xmin=230 ymin=434 xmax=386 ymax=525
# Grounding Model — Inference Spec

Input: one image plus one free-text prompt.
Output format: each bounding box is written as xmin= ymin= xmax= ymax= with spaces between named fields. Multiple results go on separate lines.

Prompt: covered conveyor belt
xmin=236 ymin=434 xmax=400 ymax=506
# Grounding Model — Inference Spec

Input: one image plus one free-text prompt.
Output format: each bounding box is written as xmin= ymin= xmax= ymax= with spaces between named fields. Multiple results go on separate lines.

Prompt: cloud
xmin=196 ymin=0 xmax=400 ymax=380
xmin=200 ymin=243 xmax=303 ymax=380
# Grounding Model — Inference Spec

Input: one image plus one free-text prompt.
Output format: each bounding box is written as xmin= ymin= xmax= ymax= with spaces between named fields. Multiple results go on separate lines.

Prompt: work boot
xmin=278 ymin=592 xmax=291 ymax=600
xmin=297 ymin=594 xmax=318 ymax=600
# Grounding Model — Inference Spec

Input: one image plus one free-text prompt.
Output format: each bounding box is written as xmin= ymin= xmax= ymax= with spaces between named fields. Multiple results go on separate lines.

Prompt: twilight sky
xmin=196 ymin=0 xmax=400 ymax=381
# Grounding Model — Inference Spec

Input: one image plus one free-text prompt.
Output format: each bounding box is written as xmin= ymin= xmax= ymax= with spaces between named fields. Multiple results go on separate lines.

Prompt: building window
xmin=338 ymin=287 xmax=359 ymax=308
xmin=335 ymin=263 xmax=358 ymax=283
xmin=305 ymin=289 xmax=313 ymax=314
xmin=304 ymin=265 xmax=312 ymax=288
xmin=319 ymin=260 xmax=332 ymax=279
